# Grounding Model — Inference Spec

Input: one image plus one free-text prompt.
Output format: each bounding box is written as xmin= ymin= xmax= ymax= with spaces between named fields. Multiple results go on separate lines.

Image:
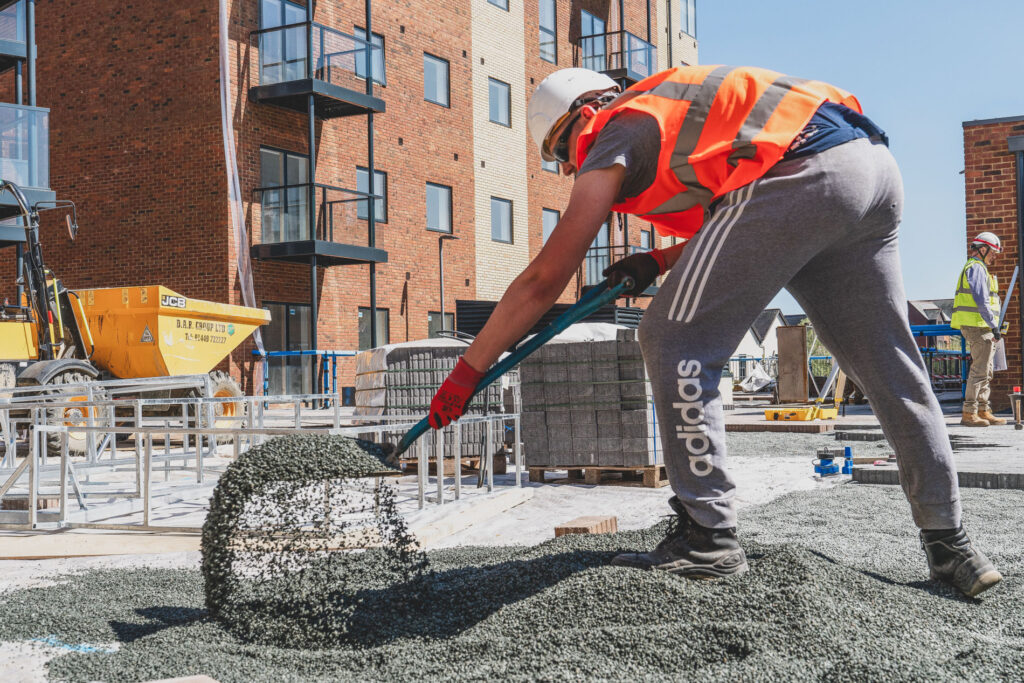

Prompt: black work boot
xmin=611 ymin=497 xmax=748 ymax=578
xmin=920 ymin=526 xmax=1002 ymax=598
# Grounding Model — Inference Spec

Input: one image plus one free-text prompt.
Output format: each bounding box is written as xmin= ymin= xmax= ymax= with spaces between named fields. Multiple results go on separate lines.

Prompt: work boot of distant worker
xmin=611 ymin=497 xmax=748 ymax=578
xmin=920 ymin=526 xmax=1002 ymax=598
xmin=977 ymin=410 xmax=1007 ymax=426
xmin=960 ymin=411 xmax=990 ymax=427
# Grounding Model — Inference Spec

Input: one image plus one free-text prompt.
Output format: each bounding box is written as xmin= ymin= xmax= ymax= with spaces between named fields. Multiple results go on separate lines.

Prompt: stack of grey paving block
xmin=354 ymin=340 xmax=504 ymax=460
xmin=519 ymin=328 xmax=662 ymax=468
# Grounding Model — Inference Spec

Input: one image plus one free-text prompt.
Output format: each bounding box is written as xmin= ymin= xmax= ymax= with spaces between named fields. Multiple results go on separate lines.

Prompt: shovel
xmin=390 ymin=277 xmax=633 ymax=458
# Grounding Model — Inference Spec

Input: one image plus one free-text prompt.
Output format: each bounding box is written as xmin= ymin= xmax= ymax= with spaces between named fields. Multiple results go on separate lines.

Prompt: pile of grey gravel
xmin=200 ymin=433 xmax=427 ymax=647
xmin=0 ymin=483 xmax=1018 ymax=682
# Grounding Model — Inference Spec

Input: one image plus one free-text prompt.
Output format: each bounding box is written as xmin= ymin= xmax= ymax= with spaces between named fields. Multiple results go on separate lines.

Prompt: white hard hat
xmin=972 ymin=232 xmax=1002 ymax=253
xmin=528 ymin=68 xmax=619 ymax=161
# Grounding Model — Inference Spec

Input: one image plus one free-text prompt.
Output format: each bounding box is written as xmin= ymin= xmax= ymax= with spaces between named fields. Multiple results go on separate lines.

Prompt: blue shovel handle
xmin=393 ymin=277 xmax=633 ymax=457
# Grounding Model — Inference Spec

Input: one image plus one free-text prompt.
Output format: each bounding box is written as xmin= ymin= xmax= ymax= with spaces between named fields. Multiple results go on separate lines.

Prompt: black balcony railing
xmin=573 ymin=30 xmax=656 ymax=84
xmin=252 ymin=21 xmax=383 ymax=94
xmin=580 ymin=244 xmax=652 ymax=288
xmin=253 ymin=181 xmax=381 ymax=247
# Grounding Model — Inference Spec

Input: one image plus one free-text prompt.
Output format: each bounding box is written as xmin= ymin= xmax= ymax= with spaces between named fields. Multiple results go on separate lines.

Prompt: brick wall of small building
xmin=963 ymin=116 xmax=1024 ymax=410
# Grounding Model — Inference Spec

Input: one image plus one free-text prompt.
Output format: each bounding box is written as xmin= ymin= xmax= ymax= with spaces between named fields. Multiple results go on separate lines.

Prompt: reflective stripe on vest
xmin=575 ymin=66 xmax=862 ymax=239
xmin=950 ymin=258 xmax=999 ymax=329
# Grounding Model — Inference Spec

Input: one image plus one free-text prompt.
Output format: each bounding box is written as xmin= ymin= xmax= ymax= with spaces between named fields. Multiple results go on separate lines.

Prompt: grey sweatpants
xmin=639 ymin=138 xmax=960 ymax=531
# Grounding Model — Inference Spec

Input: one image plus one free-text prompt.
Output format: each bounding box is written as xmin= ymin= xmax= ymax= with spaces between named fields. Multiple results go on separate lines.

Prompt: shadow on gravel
xmin=223 ymin=549 xmax=616 ymax=648
xmin=110 ymin=606 xmax=207 ymax=644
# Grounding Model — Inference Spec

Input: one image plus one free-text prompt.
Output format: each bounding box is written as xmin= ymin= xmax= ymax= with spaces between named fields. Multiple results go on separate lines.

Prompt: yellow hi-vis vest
xmin=951 ymin=257 xmax=999 ymax=329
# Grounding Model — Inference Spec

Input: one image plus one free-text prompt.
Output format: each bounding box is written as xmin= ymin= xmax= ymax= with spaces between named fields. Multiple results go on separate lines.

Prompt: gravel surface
xmin=0 ymin=483 xmax=1019 ymax=682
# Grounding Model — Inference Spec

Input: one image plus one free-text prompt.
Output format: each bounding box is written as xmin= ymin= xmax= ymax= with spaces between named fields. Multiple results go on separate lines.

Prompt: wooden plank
xmin=555 ymin=515 xmax=618 ymax=537
xmin=776 ymin=325 xmax=809 ymax=403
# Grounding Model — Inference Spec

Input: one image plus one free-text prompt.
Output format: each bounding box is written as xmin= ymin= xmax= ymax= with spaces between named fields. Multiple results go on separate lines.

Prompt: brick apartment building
xmin=0 ymin=0 xmax=699 ymax=396
xmin=962 ymin=115 xmax=1024 ymax=410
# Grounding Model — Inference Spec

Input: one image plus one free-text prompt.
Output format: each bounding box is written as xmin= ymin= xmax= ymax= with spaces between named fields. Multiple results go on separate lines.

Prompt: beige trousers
xmin=962 ymin=326 xmax=995 ymax=412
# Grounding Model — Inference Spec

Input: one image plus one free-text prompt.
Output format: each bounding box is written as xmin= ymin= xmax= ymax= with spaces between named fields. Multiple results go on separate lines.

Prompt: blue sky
xmin=696 ymin=0 xmax=1023 ymax=315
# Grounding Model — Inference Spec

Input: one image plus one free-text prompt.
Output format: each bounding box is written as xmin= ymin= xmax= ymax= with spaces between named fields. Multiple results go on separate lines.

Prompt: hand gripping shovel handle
xmin=393 ymin=277 xmax=633 ymax=457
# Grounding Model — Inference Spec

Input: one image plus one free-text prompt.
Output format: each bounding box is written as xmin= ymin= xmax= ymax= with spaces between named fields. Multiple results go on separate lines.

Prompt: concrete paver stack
xmin=520 ymin=328 xmax=662 ymax=468
xmin=354 ymin=340 xmax=505 ymax=459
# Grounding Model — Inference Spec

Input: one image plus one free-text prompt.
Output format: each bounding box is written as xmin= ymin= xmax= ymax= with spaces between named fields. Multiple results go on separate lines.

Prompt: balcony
xmin=574 ymin=30 xmax=656 ymax=87
xmin=0 ymin=1 xmax=26 ymax=72
xmin=250 ymin=182 xmax=387 ymax=266
xmin=249 ymin=22 xmax=385 ymax=119
xmin=0 ymin=103 xmax=52 ymax=232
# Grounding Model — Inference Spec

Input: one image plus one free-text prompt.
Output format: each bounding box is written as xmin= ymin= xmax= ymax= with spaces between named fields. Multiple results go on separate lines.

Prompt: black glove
xmin=992 ymin=328 xmax=1002 ymax=342
xmin=603 ymin=249 xmax=667 ymax=297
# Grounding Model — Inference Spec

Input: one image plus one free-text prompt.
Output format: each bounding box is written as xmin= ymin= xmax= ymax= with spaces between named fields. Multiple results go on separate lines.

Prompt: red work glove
xmin=429 ymin=357 xmax=485 ymax=429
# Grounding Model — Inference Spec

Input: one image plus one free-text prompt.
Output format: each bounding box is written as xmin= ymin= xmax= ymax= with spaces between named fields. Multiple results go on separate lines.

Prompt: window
xmin=491 ymin=197 xmax=513 ymax=243
xmin=539 ymin=0 xmax=557 ymax=63
xmin=356 ymin=167 xmax=387 ymax=223
xmin=640 ymin=228 xmax=652 ymax=251
xmin=580 ymin=10 xmax=606 ymax=72
xmin=358 ymin=307 xmax=390 ymax=350
xmin=681 ymin=0 xmax=696 ymax=37
xmin=259 ymin=0 xmax=307 ymax=84
xmin=426 ymin=182 xmax=452 ymax=233
xmin=541 ymin=158 xmax=559 ymax=174
xmin=428 ymin=312 xmax=455 ymax=339
xmin=542 ymin=208 xmax=559 ymax=244
xmin=260 ymin=147 xmax=310 ymax=242
xmin=423 ymin=53 xmax=450 ymax=106
xmin=488 ymin=78 xmax=511 ymax=127
xmin=488 ymin=0 xmax=508 ymax=9
xmin=354 ymin=27 xmax=386 ymax=85
xmin=584 ymin=222 xmax=610 ymax=285
xmin=263 ymin=301 xmax=313 ymax=396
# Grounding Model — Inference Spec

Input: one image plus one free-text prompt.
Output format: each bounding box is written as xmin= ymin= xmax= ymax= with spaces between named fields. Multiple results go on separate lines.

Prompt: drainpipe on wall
xmin=1010 ymin=135 xmax=1024 ymax=391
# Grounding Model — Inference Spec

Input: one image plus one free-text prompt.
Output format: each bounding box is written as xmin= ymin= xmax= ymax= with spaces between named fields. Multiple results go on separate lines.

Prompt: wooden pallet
xmin=528 ymin=464 xmax=669 ymax=488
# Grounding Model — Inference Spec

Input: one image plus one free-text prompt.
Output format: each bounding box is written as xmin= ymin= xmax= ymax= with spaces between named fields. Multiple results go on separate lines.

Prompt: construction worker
xmin=951 ymin=233 xmax=1007 ymax=427
xmin=428 ymin=66 xmax=1002 ymax=597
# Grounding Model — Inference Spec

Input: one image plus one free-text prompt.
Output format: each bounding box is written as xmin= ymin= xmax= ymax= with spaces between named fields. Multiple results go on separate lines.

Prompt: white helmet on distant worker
xmin=971 ymin=232 xmax=1002 ymax=253
xmin=527 ymin=68 xmax=619 ymax=161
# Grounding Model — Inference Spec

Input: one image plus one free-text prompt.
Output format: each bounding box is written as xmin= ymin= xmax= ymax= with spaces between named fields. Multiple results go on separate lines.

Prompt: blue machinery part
xmin=814 ymin=446 xmax=853 ymax=477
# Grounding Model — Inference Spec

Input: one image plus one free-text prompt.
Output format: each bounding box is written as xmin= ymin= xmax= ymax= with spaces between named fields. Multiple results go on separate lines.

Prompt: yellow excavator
xmin=0 ymin=180 xmax=270 ymax=451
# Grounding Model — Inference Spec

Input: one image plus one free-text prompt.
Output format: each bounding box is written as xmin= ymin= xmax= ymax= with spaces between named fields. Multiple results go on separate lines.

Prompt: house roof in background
xmin=751 ymin=308 xmax=784 ymax=343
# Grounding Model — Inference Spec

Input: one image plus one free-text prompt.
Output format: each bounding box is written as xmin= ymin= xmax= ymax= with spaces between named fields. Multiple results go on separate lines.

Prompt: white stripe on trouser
xmin=666 ymin=182 xmax=758 ymax=322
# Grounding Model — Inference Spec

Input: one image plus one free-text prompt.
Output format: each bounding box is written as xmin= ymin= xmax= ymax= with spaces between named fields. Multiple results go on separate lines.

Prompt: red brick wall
xmin=963 ymin=116 xmax=1024 ymax=410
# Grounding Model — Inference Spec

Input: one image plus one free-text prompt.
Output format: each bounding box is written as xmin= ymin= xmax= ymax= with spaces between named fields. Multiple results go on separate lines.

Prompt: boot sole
xmin=960 ymin=421 xmax=990 ymax=427
xmin=931 ymin=568 xmax=1003 ymax=598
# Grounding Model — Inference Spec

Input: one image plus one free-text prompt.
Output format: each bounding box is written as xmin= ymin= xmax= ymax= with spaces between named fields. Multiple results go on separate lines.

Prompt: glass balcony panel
xmin=576 ymin=30 xmax=656 ymax=82
xmin=0 ymin=1 xmax=25 ymax=43
xmin=255 ymin=182 xmax=378 ymax=248
xmin=257 ymin=22 xmax=383 ymax=94
xmin=0 ymin=104 xmax=48 ymax=189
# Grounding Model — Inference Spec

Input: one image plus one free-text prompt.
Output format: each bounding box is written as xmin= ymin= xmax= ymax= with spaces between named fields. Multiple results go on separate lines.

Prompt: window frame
xmin=259 ymin=146 xmax=311 ymax=242
xmin=640 ymin=228 xmax=652 ymax=251
xmin=426 ymin=182 xmax=453 ymax=234
xmin=358 ymin=307 xmax=390 ymax=350
xmin=538 ymin=0 xmax=557 ymax=63
xmin=491 ymin=196 xmax=513 ymax=244
xmin=423 ymin=52 xmax=450 ymax=107
xmin=681 ymin=0 xmax=697 ymax=37
xmin=487 ymin=0 xmax=509 ymax=10
xmin=541 ymin=158 xmax=559 ymax=174
xmin=542 ymin=208 xmax=560 ymax=244
xmin=488 ymin=77 xmax=511 ymax=127
xmin=353 ymin=26 xmax=387 ymax=86
xmin=355 ymin=166 xmax=388 ymax=223
xmin=427 ymin=311 xmax=455 ymax=339
xmin=262 ymin=300 xmax=313 ymax=395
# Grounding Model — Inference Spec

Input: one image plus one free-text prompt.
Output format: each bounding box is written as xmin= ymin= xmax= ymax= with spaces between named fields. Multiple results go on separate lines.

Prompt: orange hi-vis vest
xmin=576 ymin=65 xmax=862 ymax=239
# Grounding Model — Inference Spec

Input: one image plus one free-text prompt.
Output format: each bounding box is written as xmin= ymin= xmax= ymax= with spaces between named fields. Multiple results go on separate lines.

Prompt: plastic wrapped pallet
xmin=353 ymin=339 xmax=505 ymax=460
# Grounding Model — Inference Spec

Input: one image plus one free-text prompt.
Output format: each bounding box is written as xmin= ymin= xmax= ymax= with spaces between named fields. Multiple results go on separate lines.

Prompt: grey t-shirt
xmin=578 ymin=110 xmax=660 ymax=203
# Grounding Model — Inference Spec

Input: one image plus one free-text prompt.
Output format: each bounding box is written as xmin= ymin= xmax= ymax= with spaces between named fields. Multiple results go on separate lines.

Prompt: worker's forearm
xmin=662 ymin=241 xmax=687 ymax=269
xmin=462 ymin=271 xmax=567 ymax=372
